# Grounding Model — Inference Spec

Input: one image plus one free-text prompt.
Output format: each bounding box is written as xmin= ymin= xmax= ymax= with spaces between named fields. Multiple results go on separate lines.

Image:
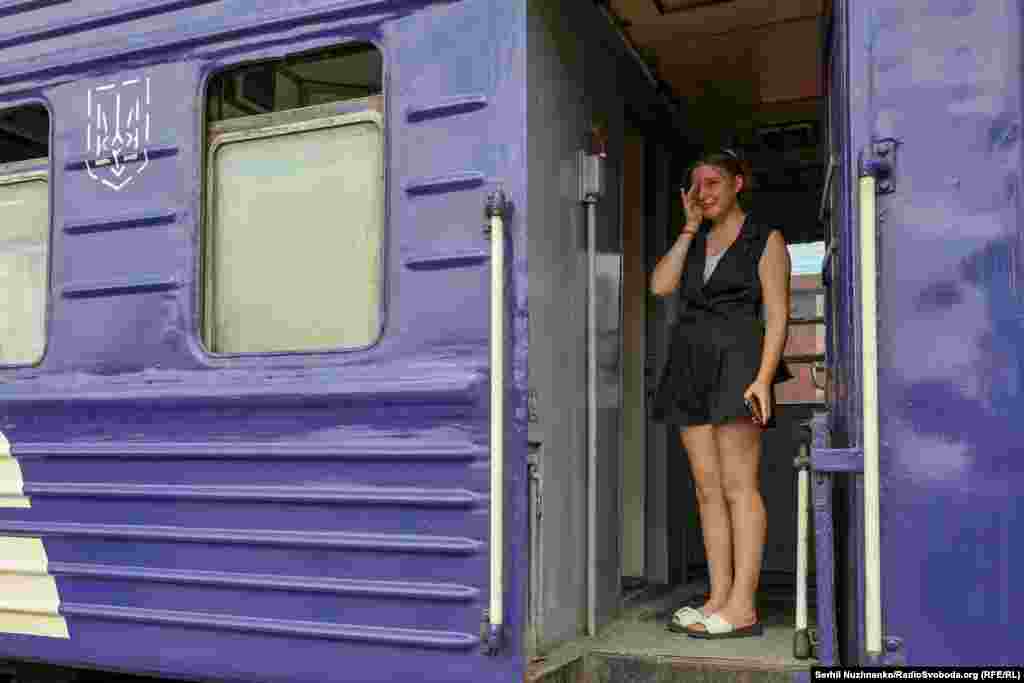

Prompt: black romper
xmin=651 ymin=215 xmax=793 ymax=428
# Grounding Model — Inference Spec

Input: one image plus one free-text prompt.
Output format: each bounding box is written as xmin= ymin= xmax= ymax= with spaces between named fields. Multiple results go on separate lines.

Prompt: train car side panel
xmin=0 ymin=1 xmax=529 ymax=681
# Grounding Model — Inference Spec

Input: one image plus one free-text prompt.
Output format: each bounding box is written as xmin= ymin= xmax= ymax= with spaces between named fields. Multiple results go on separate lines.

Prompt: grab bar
xmin=858 ymin=174 xmax=882 ymax=658
xmin=793 ymin=439 xmax=812 ymax=659
xmin=483 ymin=189 xmax=508 ymax=655
xmin=578 ymin=150 xmax=605 ymax=637
xmin=585 ymin=196 xmax=598 ymax=637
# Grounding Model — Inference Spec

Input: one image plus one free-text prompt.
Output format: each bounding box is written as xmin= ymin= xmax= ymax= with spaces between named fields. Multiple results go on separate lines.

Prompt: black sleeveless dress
xmin=650 ymin=215 xmax=793 ymax=428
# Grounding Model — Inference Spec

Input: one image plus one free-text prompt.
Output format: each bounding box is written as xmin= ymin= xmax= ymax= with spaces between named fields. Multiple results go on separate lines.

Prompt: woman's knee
xmin=694 ymin=479 xmax=726 ymax=507
xmin=721 ymin=478 xmax=761 ymax=506
xmin=714 ymin=419 xmax=762 ymax=502
xmin=680 ymin=425 xmax=723 ymax=505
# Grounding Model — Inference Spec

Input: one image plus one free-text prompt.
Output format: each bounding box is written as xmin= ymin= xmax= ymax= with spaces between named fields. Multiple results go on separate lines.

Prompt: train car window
xmin=0 ymin=104 xmax=50 ymax=366
xmin=202 ymin=44 xmax=383 ymax=354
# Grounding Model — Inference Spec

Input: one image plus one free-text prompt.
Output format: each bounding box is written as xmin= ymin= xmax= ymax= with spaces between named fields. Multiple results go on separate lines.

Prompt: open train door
xmin=820 ymin=0 xmax=1024 ymax=667
xmin=820 ymin=0 xmax=896 ymax=665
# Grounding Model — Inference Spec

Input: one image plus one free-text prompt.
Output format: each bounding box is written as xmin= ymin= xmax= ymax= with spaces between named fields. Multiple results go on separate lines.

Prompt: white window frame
xmin=202 ymin=96 xmax=385 ymax=355
xmin=0 ymin=158 xmax=49 ymax=367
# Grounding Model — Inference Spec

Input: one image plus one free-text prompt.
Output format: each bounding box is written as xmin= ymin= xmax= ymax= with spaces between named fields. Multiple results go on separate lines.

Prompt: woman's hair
xmin=686 ymin=148 xmax=754 ymax=194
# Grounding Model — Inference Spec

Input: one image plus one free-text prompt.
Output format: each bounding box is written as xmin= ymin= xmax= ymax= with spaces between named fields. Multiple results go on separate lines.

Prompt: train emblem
xmin=85 ymin=76 xmax=151 ymax=191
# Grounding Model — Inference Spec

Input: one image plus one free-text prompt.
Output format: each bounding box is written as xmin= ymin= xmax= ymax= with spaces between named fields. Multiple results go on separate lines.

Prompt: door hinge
xmin=859 ymin=138 xmax=901 ymax=194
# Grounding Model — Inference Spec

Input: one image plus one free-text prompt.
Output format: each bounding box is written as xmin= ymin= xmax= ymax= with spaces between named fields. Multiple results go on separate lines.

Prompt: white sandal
xmin=686 ymin=613 xmax=764 ymax=639
xmin=666 ymin=606 xmax=705 ymax=632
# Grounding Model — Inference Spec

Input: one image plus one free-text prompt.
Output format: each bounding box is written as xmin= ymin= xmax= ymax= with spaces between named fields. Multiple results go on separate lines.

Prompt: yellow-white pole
xmin=859 ymin=175 xmax=882 ymax=658
xmin=796 ymin=444 xmax=809 ymax=633
xmin=586 ymin=199 xmax=597 ymax=637
xmin=489 ymin=207 xmax=505 ymax=645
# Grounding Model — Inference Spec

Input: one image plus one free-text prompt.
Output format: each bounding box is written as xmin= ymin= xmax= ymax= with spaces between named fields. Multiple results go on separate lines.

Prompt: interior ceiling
xmin=607 ymin=0 xmax=826 ymax=111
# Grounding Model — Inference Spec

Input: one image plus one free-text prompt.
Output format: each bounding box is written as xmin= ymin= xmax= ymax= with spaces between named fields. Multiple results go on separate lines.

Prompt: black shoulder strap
xmin=743 ymin=216 xmax=780 ymax=266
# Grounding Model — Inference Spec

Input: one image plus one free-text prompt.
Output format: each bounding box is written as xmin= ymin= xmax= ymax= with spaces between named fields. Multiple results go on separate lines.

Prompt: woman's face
xmin=690 ymin=164 xmax=743 ymax=220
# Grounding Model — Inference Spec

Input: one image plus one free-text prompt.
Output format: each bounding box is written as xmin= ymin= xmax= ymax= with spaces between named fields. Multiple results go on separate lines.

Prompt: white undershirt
xmin=704 ymin=249 xmax=726 ymax=283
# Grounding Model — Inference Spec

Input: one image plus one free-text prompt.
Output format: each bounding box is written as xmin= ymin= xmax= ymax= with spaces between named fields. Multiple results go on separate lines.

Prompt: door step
xmin=526 ymin=582 xmax=814 ymax=683
xmin=528 ymin=652 xmax=808 ymax=683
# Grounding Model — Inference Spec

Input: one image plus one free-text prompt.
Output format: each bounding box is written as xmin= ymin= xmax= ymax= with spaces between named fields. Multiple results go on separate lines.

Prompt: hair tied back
xmin=687 ymin=148 xmax=753 ymax=195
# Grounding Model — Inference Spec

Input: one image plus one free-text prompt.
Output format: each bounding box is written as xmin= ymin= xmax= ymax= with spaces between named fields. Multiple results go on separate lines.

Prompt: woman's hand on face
xmin=681 ymin=184 xmax=702 ymax=230
xmin=743 ymin=380 xmax=772 ymax=426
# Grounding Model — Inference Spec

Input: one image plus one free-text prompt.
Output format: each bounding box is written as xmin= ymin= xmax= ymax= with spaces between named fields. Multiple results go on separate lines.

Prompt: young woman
xmin=649 ymin=149 xmax=792 ymax=639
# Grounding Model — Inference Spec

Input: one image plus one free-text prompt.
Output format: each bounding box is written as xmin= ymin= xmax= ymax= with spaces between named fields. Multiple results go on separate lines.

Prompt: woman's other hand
xmin=743 ymin=380 xmax=772 ymax=426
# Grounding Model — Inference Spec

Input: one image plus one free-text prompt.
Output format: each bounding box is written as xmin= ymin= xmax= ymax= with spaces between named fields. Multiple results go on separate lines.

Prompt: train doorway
xmin=527 ymin=0 xmax=839 ymax=678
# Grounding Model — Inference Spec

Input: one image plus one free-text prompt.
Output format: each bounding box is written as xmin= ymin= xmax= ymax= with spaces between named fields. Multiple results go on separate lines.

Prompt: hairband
xmin=681 ymin=148 xmax=743 ymax=187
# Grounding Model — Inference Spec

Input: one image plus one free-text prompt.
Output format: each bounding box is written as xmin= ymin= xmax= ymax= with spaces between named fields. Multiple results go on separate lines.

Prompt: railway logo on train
xmin=84 ymin=76 xmax=151 ymax=191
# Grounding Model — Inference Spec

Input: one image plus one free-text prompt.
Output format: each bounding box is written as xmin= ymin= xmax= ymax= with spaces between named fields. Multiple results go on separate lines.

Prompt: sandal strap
xmin=671 ymin=606 xmax=703 ymax=626
xmin=701 ymin=614 xmax=734 ymax=634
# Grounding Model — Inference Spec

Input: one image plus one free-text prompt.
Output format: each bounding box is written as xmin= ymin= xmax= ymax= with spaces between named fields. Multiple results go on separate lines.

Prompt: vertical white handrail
xmin=795 ymin=446 xmax=809 ymax=633
xmin=859 ymin=175 xmax=882 ymax=657
xmin=486 ymin=192 xmax=506 ymax=653
xmin=578 ymin=150 xmax=604 ymax=639
xmin=585 ymin=198 xmax=598 ymax=637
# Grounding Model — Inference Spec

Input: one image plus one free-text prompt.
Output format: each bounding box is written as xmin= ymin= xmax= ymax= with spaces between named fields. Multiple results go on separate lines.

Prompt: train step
xmin=529 ymin=651 xmax=808 ymax=683
xmin=526 ymin=582 xmax=814 ymax=683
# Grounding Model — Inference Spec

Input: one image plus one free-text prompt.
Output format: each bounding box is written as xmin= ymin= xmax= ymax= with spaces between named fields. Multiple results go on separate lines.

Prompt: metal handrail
xmin=585 ymin=195 xmax=598 ymax=637
xmin=484 ymin=190 xmax=508 ymax=655
xmin=859 ymin=175 xmax=882 ymax=657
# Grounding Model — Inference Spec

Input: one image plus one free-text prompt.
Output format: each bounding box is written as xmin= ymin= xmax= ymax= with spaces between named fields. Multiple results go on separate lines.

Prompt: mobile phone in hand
xmin=745 ymin=396 xmax=764 ymax=424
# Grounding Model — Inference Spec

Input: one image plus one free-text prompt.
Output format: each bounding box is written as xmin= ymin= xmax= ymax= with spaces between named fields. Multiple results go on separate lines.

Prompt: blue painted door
xmin=834 ymin=0 xmax=1024 ymax=665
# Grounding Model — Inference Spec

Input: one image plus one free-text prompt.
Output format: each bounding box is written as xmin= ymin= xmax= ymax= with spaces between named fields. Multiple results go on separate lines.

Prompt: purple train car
xmin=0 ymin=0 xmax=1017 ymax=681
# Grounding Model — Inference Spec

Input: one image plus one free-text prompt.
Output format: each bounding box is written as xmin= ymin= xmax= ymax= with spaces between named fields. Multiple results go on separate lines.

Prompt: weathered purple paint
xmin=0 ymin=0 xmax=1021 ymax=678
xmin=811 ymin=474 xmax=838 ymax=667
xmin=830 ymin=0 xmax=1024 ymax=667
xmin=809 ymin=448 xmax=862 ymax=474
xmin=825 ymin=0 xmax=862 ymax=667
xmin=809 ymin=412 xmax=841 ymax=667
xmin=0 ymin=1 xmax=527 ymax=682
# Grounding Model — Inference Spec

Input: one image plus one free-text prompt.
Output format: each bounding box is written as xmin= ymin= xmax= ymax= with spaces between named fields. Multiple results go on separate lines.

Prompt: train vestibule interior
xmin=526 ymin=0 xmax=842 ymax=674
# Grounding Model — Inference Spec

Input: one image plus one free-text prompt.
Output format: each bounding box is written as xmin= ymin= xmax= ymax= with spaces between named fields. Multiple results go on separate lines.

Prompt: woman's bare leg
xmin=688 ymin=418 xmax=764 ymax=631
xmin=679 ymin=424 xmax=731 ymax=615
